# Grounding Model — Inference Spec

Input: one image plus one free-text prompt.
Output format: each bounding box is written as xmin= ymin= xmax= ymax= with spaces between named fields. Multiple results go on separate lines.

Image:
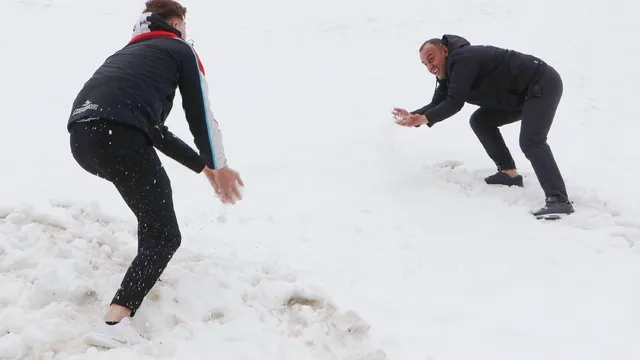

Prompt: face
xmin=169 ymin=17 xmax=187 ymax=40
xmin=420 ymin=43 xmax=448 ymax=79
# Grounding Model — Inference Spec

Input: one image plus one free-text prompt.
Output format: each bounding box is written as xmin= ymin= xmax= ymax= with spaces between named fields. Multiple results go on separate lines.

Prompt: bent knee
xmin=469 ymin=110 xmax=484 ymax=129
xmin=166 ymin=230 xmax=182 ymax=253
xmin=469 ymin=108 xmax=499 ymax=131
xmin=519 ymin=137 xmax=548 ymax=155
xmin=139 ymin=224 xmax=182 ymax=254
xmin=155 ymin=232 xmax=181 ymax=259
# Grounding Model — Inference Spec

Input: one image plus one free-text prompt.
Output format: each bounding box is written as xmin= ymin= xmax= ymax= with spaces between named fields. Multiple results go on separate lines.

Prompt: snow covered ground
xmin=1 ymin=0 xmax=640 ymax=359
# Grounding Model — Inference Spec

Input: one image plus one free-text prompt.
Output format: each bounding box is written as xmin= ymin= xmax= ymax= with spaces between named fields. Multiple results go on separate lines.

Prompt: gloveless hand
xmin=203 ymin=165 xmax=244 ymax=204
xmin=395 ymin=113 xmax=428 ymax=127
xmin=392 ymin=108 xmax=410 ymax=120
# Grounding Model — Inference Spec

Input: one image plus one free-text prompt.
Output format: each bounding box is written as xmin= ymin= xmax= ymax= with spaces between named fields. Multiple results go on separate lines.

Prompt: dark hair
xmin=143 ymin=0 xmax=187 ymax=21
xmin=419 ymin=38 xmax=442 ymax=52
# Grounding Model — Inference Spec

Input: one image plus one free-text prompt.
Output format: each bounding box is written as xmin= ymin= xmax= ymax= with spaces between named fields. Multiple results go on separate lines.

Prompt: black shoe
xmin=532 ymin=197 xmax=575 ymax=220
xmin=484 ymin=171 xmax=523 ymax=187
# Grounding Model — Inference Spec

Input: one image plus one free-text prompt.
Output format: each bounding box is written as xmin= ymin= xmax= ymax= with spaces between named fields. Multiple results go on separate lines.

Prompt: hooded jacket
xmin=411 ymin=34 xmax=548 ymax=127
xmin=67 ymin=13 xmax=226 ymax=172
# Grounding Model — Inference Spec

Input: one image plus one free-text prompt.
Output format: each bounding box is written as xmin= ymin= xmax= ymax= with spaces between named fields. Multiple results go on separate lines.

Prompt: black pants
xmin=469 ymin=65 xmax=569 ymax=202
xmin=69 ymin=119 xmax=181 ymax=317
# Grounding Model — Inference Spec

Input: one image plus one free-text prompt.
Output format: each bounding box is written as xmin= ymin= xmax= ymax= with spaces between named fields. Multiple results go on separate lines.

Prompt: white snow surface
xmin=1 ymin=0 xmax=640 ymax=359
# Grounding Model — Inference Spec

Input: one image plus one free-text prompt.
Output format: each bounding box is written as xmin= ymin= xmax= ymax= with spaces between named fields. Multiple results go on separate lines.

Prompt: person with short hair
xmin=67 ymin=0 xmax=244 ymax=346
xmin=393 ymin=34 xmax=573 ymax=220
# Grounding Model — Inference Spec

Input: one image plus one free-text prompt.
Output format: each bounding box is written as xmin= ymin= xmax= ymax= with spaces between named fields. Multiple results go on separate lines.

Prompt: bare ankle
xmin=104 ymin=304 xmax=132 ymax=323
xmin=501 ymin=169 xmax=518 ymax=177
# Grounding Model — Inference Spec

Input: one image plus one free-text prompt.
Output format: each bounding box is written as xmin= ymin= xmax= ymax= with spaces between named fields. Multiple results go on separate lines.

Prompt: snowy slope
xmin=1 ymin=0 xmax=640 ymax=359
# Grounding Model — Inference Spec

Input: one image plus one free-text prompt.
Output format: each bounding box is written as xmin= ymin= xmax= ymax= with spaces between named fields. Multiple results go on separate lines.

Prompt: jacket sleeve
xmin=410 ymin=79 xmax=448 ymax=127
xmin=176 ymin=42 xmax=228 ymax=170
xmin=424 ymin=55 xmax=479 ymax=126
xmin=152 ymin=125 xmax=206 ymax=173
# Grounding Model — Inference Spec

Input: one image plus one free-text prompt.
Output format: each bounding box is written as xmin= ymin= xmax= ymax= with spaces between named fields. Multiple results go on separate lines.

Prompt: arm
xmin=424 ymin=55 xmax=479 ymax=126
xmin=177 ymin=42 xmax=227 ymax=170
xmin=411 ymin=79 xmax=448 ymax=116
xmin=152 ymin=125 xmax=206 ymax=173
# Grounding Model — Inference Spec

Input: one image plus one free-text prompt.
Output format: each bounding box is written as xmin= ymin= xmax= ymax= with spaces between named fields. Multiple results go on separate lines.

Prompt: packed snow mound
xmin=0 ymin=201 xmax=387 ymax=360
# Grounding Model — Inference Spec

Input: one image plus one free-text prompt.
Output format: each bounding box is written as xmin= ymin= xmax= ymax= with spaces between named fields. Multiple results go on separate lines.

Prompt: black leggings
xmin=69 ymin=119 xmax=181 ymax=317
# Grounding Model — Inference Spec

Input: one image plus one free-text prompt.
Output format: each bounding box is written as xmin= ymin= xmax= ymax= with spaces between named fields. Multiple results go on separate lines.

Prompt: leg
xmin=104 ymin=139 xmax=181 ymax=318
xmin=469 ymin=108 xmax=521 ymax=171
xmin=519 ymin=66 xmax=573 ymax=218
xmin=69 ymin=120 xmax=182 ymax=318
xmin=469 ymin=108 xmax=523 ymax=186
xmin=519 ymin=66 xmax=570 ymax=203
xmin=108 ymin=154 xmax=181 ymax=318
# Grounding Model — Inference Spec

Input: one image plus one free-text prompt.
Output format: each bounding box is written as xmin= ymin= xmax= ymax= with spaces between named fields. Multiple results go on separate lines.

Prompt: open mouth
xmin=430 ymin=67 xmax=438 ymax=76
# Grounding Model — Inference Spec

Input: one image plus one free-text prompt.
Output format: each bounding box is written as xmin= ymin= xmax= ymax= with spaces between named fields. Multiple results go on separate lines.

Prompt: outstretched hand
xmin=203 ymin=165 xmax=244 ymax=204
xmin=392 ymin=108 xmax=428 ymax=127
xmin=392 ymin=108 xmax=410 ymax=120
